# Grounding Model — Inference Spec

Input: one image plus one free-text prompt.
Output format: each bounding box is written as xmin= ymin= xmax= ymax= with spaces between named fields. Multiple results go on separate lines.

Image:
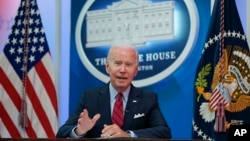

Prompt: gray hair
xmin=107 ymin=43 xmax=139 ymax=64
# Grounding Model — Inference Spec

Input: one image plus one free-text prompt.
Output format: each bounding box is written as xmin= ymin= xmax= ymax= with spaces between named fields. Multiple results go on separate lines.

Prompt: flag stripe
xmin=33 ymin=54 xmax=58 ymax=133
xmin=0 ymin=55 xmax=39 ymax=137
xmin=35 ymin=54 xmax=58 ymax=116
xmin=210 ymin=90 xmax=222 ymax=110
xmin=24 ymin=62 xmax=57 ymax=136
xmin=26 ymin=74 xmax=55 ymax=137
xmin=0 ymin=103 xmax=21 ymax=137
xmin=210 ymin=84 xmax=230 ymax=110
xmin=0 ymin=66 xmax=21 ymax=110
xmin=24 ymin=118 xmax=37 ymax=137
xmin=0 ymin=66 xmax=20 ymax=136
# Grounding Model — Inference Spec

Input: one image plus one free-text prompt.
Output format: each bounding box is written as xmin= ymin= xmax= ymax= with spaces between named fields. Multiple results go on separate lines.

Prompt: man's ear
xmin=134 ymin=66 xmax=138 ymax=76
xmin=105 ymin=63 xmax=110 ymax=74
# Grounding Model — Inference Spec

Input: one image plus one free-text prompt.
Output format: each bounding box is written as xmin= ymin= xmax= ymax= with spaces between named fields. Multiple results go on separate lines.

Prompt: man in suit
xmin=56 ymin=43 xmax=172 ymax=139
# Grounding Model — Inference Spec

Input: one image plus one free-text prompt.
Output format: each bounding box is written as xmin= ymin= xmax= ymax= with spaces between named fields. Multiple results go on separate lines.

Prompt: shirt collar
xmin=109 ymin=83 xmax=130 ymax=102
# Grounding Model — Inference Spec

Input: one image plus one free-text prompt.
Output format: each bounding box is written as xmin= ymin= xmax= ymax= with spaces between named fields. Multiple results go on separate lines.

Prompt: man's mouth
xmin=117 ymin=76 xmax=127 ymax=80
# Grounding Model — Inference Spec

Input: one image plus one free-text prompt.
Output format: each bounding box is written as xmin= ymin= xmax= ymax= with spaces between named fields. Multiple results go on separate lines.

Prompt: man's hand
xmin=101 ymin=124 xmax=131 ymax=138
xmin=75 ymin=109 xmax=101 ymax=136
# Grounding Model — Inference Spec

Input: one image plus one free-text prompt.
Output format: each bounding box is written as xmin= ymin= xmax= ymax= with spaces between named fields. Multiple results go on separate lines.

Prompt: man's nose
xmin=119 ymin=64 xmax=126 ymax=72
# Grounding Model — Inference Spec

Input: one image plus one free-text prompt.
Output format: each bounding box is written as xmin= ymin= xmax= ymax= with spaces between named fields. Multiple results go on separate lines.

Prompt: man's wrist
xmin=74 ymin=127 xmax=86 ymax=137
xmin=126 ymin=131 xmax=131 ymax=138
xmin=127 ymin=130 xmax=137 ymax=138
xmin=127 ymin=131 xmax=131 ymax=138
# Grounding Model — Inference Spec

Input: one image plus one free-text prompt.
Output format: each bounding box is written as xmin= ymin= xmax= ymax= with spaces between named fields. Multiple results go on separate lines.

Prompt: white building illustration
xmin=86 ymin=0 xmax=174 ymax=47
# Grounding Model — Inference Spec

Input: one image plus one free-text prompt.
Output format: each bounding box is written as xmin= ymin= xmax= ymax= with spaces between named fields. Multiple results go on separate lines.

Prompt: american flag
xmin=0 ymin=0 xmax=58 ymax=138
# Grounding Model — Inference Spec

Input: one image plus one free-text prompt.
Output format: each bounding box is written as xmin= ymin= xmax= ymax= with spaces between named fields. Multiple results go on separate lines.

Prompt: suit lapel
xmin=123 ymin=85 xmax=141 ymax=130
xmin=97 ymin=85 xmax=112 ymax=125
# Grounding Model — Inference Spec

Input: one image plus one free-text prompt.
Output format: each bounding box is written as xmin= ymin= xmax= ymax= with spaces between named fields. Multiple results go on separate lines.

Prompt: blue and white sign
xmin=75 ymin=0 xmax=199 ymax=87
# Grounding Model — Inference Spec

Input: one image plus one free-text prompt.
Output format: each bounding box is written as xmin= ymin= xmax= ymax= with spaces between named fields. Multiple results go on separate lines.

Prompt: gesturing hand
xmin=75 ymin=109 xmax=101 ymax=136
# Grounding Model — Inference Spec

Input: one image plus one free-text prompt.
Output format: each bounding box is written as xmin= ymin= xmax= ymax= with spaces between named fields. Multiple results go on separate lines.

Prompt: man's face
xmin=106 ymin=47 xmax=138 ymax=92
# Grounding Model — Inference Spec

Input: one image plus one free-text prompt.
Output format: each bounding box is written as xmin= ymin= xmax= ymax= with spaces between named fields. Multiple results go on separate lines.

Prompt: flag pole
xmin=214 ymin=0 xmax=226 ymax=133
xmin=20 ymin=0 xmax=30 ymax=128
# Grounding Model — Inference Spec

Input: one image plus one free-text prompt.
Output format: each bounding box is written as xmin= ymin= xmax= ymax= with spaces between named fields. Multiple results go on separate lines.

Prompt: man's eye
xmin=126 ymin=63 xmax=133 ymax=67
xmin=114 ymin=62 xmax=121 ymax=65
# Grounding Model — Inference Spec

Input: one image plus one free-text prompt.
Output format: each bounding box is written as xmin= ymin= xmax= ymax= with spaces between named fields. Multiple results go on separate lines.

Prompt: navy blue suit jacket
xmin=56 ymin=84 xmax=171 ymax=139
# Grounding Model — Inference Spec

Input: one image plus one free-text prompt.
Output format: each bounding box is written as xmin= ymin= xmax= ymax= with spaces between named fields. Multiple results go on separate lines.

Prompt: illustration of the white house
xmin=86 ymin=0 xmax=174 ymax=47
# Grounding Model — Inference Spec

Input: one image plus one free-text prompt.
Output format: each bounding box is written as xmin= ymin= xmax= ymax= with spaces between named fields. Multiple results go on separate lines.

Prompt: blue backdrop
xmin=69 ymin=0 xmax=210 ymax=139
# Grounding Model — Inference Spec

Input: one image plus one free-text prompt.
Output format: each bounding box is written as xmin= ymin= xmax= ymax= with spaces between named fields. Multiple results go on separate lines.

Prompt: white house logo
xmin=75 ymin=0 xmax=199 ymax=87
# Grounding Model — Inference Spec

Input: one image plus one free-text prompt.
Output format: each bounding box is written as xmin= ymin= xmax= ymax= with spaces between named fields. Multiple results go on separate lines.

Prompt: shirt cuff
xmin=70 ymin=126 xmax=85 ymax=138
xmin=128 ymin=130 xmax=137 ymax=138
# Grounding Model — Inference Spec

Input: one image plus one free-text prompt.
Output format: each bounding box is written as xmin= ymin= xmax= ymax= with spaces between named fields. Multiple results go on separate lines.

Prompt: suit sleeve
xmin=56 ymin=92 xmax=86 ymax=138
